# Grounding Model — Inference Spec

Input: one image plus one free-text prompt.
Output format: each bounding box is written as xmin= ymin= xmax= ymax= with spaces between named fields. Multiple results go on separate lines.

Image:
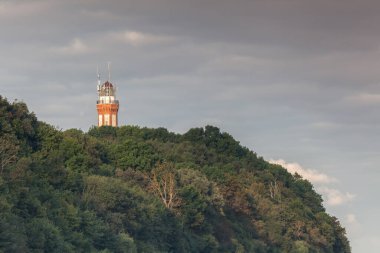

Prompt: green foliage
xmin=0 ymin=96 xmax=351 ymax=253
xmin=112 ymin=140 xmax=160 ymax=171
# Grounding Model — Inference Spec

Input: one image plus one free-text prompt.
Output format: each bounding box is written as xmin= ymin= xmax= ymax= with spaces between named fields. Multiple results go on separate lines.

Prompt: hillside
xmin=0 ymin=96 xmax=350 ymax=253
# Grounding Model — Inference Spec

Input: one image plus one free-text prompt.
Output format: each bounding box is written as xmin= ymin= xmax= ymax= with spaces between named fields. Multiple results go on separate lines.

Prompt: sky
xmin=0 ymin=0 xmax=379 ymax=251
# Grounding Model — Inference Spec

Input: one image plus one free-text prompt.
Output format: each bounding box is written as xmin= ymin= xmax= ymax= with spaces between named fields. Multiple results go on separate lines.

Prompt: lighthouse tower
xmin=96 ymin=67 xmax=119 ymax=127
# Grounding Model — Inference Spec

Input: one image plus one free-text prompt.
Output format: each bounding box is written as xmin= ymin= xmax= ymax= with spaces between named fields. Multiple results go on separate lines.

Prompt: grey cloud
xmin=2 ymin=1 xmax=380 ymax=251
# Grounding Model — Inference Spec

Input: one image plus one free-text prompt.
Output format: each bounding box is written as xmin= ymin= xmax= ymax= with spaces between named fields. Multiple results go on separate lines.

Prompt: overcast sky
xmin=1 ymin=0 xmax=380 ymax=251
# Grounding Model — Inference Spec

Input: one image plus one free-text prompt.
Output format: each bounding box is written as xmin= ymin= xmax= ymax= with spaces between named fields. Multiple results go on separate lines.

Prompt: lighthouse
xmin=96 ymin=65 xmax=119 ymax=127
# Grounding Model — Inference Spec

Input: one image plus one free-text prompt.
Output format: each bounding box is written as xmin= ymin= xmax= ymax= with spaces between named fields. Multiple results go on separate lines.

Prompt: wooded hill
xmin=0 ymin=96 xmax=350 ymax=253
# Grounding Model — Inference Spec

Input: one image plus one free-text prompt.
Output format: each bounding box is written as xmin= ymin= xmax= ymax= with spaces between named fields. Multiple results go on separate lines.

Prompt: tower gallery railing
xmin=97 ymin=100 xmax=119 ymax=104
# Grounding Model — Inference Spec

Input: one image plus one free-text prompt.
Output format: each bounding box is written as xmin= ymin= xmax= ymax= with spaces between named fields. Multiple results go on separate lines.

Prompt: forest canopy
xmin=0 ymin=96 xmax=350 ymax=253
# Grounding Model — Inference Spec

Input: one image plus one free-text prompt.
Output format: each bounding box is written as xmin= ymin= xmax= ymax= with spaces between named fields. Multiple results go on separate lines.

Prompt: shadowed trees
xmin=0 ymin=96 xmax=351 ymax=253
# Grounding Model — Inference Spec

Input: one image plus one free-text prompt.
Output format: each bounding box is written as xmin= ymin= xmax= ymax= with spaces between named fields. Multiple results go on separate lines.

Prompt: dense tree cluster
xmin=0 ymin=96 xmax=350 ymax=252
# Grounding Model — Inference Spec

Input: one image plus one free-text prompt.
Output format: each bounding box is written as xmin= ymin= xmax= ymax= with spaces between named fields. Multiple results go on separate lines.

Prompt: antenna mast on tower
xmin=97 ymin=65 xmax=101 ymax=92
xmin=107 ymin=62 xmax=111 ymax=81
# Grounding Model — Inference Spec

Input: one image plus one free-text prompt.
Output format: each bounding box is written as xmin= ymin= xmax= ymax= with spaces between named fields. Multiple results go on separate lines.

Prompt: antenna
xmin=107 ymin=62 xmax=111 ymax=81
xmin=97 ymin=65 xmax=101 ymax=85
xmin=97 ymin=65 xmax=101 ymax=92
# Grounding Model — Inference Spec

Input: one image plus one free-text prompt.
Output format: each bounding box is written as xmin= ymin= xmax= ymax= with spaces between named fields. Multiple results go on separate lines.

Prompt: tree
xmin=149 ymin=162 xmax=179 ymax=210
xmin=0 ymin=135 xmax=19 ymax=174
xmin=269 ymin=179 xmax=282 ymax=201
xmin=291 ymin=240 xmax=309 ymax=253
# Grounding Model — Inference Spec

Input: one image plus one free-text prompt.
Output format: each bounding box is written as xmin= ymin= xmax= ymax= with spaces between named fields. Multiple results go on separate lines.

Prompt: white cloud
xmin=343 ymin=213 xmax=362 ymax=239
xmin=346 ymin=93 xmax=380 ymax=105
xmin=0 ymin=1 xmax=51 ymax=18
xmin=310 ymin=121 xmax=340 ymax=130
xmin=346 ymin=213 xmax=358 ymax=225
xmin=269 ymin=159 xmax=355 ymax=207
xmin=123 ymin=31 xmax=175 ymax=46
xmin=84 ymin=30 xmax=177 ymax=49
xmin=200 ymin=54 xmax=272 ymax=75
xmin=269 ymin=159 xmax=336 ymax=184
xmin=51 ymin=38 xmax=91 ymax=55
xmin=317 ymin=187 xmax=355 ymax=206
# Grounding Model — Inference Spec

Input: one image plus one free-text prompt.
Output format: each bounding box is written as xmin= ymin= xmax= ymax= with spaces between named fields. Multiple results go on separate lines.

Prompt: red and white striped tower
xmin=96 ymin=65 xmax=119 ymax=127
